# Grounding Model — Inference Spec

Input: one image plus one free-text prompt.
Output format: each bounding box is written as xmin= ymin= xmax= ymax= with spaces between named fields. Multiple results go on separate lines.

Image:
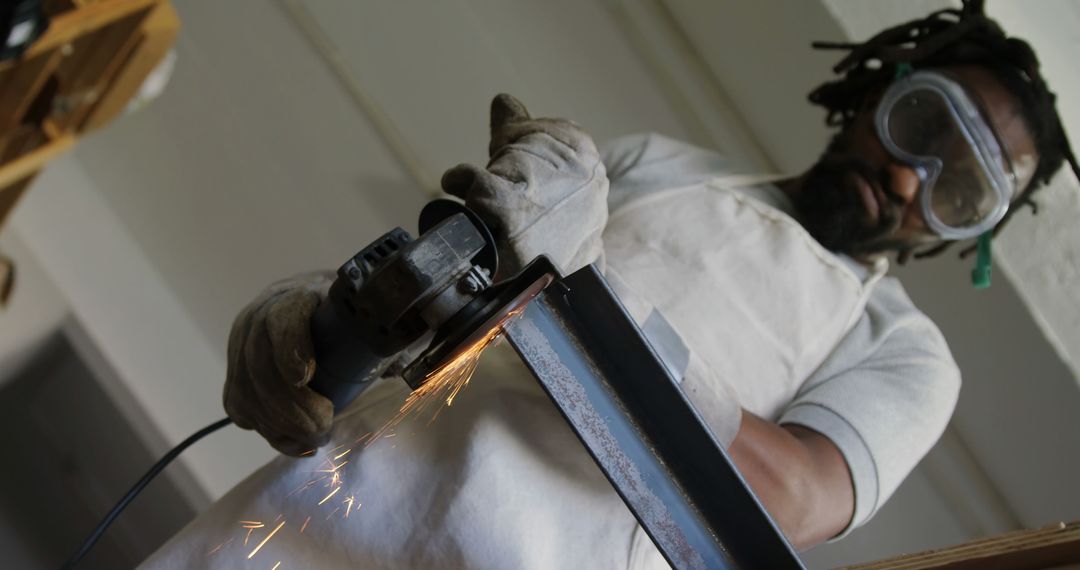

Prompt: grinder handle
xmin=307 ymin=289 xmax=389 ymax=411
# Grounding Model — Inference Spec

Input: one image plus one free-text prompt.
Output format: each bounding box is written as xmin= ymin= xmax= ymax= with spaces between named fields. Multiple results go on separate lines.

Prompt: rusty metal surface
xmin=504 ymin=265 xmax=804 ymax=570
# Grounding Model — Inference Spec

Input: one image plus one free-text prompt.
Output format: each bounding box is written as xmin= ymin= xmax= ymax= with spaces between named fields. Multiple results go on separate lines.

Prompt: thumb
xmin=489 ymin=94 xmax=530 ymax=156
xmin=491 ymin=93 xmax=530 ymax=131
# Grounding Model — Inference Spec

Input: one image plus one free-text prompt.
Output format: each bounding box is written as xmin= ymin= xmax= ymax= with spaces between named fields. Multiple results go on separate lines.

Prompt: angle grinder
xmin=307 ymin=199 xmax=557 ymax=410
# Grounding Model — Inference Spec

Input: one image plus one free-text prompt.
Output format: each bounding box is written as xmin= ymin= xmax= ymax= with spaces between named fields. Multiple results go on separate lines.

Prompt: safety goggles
xmin=875 ymin=70 xmax=1029 ymax=240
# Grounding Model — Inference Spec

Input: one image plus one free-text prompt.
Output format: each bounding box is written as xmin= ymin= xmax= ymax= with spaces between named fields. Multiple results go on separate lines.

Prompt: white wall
xmin=10 ymin=156 xmax=268 ymax=502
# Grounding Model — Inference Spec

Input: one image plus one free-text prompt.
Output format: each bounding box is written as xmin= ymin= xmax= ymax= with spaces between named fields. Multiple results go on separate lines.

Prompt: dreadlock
xmin=807 ymin=0 xmax=1080 ymax=263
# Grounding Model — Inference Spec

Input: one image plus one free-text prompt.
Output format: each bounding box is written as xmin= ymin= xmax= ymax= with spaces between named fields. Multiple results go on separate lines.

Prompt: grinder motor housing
xmin=307 ymin=201 xmax=498 ymax=410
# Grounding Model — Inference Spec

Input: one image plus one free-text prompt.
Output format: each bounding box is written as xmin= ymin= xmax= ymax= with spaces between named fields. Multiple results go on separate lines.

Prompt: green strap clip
xmin=971 ymin=231 xmax=993 ymax=289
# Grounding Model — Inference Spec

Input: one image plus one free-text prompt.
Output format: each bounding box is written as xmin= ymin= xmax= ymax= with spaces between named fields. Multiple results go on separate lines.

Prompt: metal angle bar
xmin=504 ymin=265 xmax=804 ymax=570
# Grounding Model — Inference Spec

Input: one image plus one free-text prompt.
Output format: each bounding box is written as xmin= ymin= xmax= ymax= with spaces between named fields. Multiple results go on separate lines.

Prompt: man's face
xmin=794 ymin=65 xmax=1039 ymax=258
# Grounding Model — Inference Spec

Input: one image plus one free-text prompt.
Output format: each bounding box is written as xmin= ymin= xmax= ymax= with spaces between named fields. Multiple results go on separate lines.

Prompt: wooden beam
xmin=845 ymin=521 xmax=1080 ymax=570
xmin=0 ymin=134 xmax=75 ymax=190
xmin=0 ymin=0 xmax=158 ymax=71
xmin=83 ymin=1 xmax=180 ymax=131
xmin=0 ymin=50 xmax=63 ymax=132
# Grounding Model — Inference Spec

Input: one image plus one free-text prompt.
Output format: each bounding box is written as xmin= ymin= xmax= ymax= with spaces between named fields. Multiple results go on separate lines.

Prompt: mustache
xmin=794 ymin=156 xmax=907 ymax=255
xmin=829 ymin=157 xmax=904 ymax=215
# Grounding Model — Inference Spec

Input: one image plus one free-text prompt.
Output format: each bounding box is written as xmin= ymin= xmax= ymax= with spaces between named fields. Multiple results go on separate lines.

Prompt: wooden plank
xmin=0 ymin=50 xmax=64 ymax=132
xmin=0 ymin=0 xmax=158 ymax=70
xmin=0 ymin=134 xmax=75 ymax=189
xmin=845 ymin=521 xmax=1080 ymax=570
xmin=82 ymin=1 xmax=179 ymax=131
xmin=60 ymin=10 xmax=150 ymax=130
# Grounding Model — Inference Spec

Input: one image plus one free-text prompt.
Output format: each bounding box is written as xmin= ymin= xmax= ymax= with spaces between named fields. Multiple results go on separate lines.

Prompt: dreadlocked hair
xmin=808 ymin=0 xmax=1080 ymax=262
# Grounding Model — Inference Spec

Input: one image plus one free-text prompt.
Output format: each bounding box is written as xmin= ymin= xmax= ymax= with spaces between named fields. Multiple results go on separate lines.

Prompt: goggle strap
xmin=971 ymin=231 xmax=993 ymax=289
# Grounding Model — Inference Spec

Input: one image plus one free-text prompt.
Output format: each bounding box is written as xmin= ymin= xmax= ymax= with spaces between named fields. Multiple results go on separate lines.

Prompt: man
xmin=144 ymin=1 xmax=1078 ymax=567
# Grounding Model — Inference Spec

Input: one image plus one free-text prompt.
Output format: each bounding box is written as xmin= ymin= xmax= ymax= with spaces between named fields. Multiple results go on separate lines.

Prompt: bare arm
xmin=727 ymin=411 xmax=854 ymax=550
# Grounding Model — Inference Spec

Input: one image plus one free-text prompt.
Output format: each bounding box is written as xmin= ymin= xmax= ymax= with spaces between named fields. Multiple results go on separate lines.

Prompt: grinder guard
xmin=307 ymin=200 xmax=556 ymax=411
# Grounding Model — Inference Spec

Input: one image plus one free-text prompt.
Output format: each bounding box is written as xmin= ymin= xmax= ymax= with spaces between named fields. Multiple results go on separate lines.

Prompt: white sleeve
xmin=600 ymin=133 xmax=746 ymax=214
xmin=777 ymin=277 xmax=961 ymax=537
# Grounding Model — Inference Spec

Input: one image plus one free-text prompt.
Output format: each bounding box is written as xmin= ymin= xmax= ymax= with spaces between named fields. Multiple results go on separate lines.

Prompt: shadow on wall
xmin=0 ymin=332 xmax=195 ymax=569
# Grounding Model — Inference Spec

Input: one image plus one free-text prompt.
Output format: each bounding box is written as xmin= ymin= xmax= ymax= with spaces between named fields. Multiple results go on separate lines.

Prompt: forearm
xmin=727 ymin=411 xmax=854 ymax=549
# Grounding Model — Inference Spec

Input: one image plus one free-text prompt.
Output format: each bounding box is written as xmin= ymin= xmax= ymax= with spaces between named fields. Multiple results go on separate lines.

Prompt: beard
xmin=791 ymin=154 xmax=907 ymax=257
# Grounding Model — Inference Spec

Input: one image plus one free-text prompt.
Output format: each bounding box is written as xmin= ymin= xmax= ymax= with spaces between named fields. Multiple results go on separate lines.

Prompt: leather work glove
xmin=223 ymin=271 xmax=335 ymax=456
xmin=441 ymin=94 xmax=608 ymax=277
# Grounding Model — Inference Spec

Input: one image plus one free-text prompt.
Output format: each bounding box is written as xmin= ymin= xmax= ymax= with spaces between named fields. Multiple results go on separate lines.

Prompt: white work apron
xmin=602 ymin=176 xmax=886 ymax=428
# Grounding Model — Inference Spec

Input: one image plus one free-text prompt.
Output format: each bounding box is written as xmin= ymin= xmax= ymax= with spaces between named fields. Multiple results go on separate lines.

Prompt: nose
xmin=885 ymin=162 xmax=921 ymax=205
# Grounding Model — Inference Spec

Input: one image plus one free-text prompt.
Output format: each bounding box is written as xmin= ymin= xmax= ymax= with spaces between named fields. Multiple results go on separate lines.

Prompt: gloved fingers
xmin=224 ymin=271 xmax=337 ymax=454
xmin=441 ymin=163 xmax=519 ymax=229
xmin=440 ymin=162 xmax=484 ymax=200
xmin=256 ymin=420 xmax=321 ymax=457
xmin=224 ymin=302 xmax=263 ymax=431
xmin=265 ymin=287 xmax=322 ymax=387
xmin=223 ymin=371 xmax=258 ymax=431
xmin=248 ymin=389 xmax=330 ymax=457
xmin=245 ymin=317 xmax=334 ymax=441
xmin=259 ymin=399 xmax=332 ymax=454
xmin=488 ymin=133 xmax=569 ymax=178
xmin=248 ymin=364 xmax=333 ymax=443
xmin=492 ymin=118 xmax=598 ymax=161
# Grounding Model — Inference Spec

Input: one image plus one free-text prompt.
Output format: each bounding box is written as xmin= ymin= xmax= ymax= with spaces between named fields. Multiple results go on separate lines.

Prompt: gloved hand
xmin=223 ymin=271 xmax=335 ymax=456
xmin=441 ymin=94 xmax=608 ymax=277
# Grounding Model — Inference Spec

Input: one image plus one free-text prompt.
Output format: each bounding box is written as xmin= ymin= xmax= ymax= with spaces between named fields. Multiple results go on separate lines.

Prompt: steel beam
xmin=504 ymin=265 xmax=804 ymax=570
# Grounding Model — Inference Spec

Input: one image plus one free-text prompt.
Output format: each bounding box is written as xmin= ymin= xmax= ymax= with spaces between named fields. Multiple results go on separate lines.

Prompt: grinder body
xmin=307 ymin=203 xmax=495 ymax=410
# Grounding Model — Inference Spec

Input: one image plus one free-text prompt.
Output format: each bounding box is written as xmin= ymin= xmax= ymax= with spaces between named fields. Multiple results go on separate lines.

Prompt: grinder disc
xmin=402 ymin=258 xmax=557 ymax=389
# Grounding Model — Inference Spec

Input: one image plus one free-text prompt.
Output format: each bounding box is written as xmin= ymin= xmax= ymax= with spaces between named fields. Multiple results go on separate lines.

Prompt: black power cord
xmin=62 ymin=417 xmax=233 ymax=569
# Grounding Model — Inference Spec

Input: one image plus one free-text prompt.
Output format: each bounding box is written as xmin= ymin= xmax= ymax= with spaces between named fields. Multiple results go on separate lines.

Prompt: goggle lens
xmin=884 ymin=88 xmax=1006 ymax=231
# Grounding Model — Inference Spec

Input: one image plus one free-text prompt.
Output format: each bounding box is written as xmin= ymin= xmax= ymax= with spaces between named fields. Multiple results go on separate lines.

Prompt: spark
xmin=207 ymin=539 xmax=232 ymax=557
xmin=299 ymin=449 xmax=316 ymax=457
xmin=316 ymin=459 xmax=349 ymax=474
xmin=343 ymin=495 xmax=356 ymax=518
xmin=329 ymin=471 xmax=342 ymax=488
xmin=247 ymin=520 xmax=286 ymax=559
xmin=333 ymin=448 xmax=351 ymax=461
xmin=366 ymin=323 xmax=508 ymax=443
xmin=272 ymin=562 xmax=282 ymax=570
xmin=318 ymin=486 xmax=341 ymax=505
xmin=286 ymin=476 xmax=325 ymax=497
xmin=300 ymin=516 xmax=311 ymax=534
xmin=240 ymin=521 xmax=264 ymax=529
xmin=244 ymin=527 xmax=255 ymax=546
xmin=325 ymin=507 xmax=341 ymax=520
